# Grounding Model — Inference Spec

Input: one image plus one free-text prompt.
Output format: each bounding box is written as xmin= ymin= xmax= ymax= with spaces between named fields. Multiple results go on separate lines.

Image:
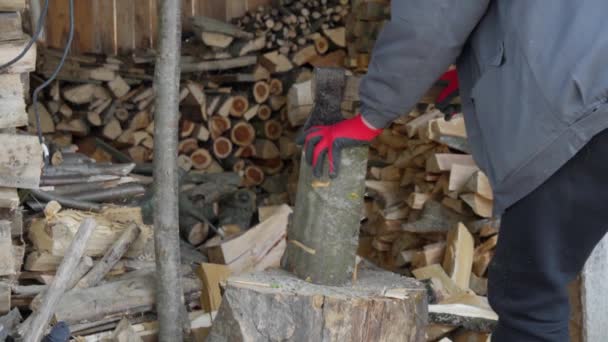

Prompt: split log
xmin=207 ymin=268 xmax=426 ymax=342
xmin=284 ymin=68 xmax=368 ymax=286
xmin=253 ymin=139 xmax=280 ymax=159
xmin=287 ymin=79 xmax=313 ymax=127
xmin=213 ymin=137 xmax=233 ymax=159
xmin=242 ymin=104 xmax=260 ymax=121
xmin=426 ymin=154 xmax=476 ymax=173
xmin=21 ymin=218 xmax=97 ymax=342
xmin=269 ymin=78 xmax=283 ymax=96
xmin=28 ymin=207 xmax=152 ymax=258
xmin=107 ymin=76 xmax=131 ymax=98
xmin=178 ymin=154 xmax=193 ymax=171
xmin=443 ymin=223 xmax=474 ymax=289
xmin=402 ymin=201 xmax=468 ymax=233
xmin=260 ymin=51 xmax=293 ymax=73
xmin=465 ymin=171 xmax=493 ymax=200
xmin=230 ymin=121 xmax=255 ymax=147
xmin=76 ymin=223 xmax=141 ymax=288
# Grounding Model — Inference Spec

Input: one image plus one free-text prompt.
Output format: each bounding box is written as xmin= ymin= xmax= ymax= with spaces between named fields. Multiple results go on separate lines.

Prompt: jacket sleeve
xmin=360 ymin=0 xmax=490 ymax=128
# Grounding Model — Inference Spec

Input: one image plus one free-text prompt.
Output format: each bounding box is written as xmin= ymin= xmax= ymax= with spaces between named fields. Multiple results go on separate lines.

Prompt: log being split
xmin=283 ymin=67 xmax=368 ymax=286
xmin=20 ymin=218 xmax=97 ymax=342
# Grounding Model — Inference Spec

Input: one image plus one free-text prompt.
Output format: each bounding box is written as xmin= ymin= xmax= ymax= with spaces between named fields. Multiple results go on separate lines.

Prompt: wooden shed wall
xmin=42 ymin=0 xmax=271 ymax=55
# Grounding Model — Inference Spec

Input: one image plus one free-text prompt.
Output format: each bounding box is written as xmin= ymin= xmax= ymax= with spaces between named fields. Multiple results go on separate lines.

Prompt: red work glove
xmin=435 ymin=68 xmax=459 ymax=120
xmin=298 ymin=114 xmax=382 ymax=178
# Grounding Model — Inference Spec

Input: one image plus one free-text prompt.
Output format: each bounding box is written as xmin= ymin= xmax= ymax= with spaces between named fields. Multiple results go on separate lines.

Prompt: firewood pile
xmin=345 ymin=0 xmax=390 ymax=72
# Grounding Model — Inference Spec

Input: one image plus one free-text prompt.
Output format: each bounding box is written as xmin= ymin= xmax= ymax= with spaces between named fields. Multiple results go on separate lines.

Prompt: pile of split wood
xmin=360 ymin=109 xmax=498 ymax=341
xmin=345 ymin=0 xmax=390 ymax=71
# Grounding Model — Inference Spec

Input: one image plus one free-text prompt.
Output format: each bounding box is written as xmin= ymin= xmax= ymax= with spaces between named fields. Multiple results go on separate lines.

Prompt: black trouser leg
xmin=488 ymin=130 xmax=608 ymax=342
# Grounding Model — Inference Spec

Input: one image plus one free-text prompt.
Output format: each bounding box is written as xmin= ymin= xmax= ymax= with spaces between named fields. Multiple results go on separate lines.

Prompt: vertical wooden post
xmin=283 ymin=68 xmax=368 ymax=286
xmin=153 ymin=0 xmax=184 ymax=341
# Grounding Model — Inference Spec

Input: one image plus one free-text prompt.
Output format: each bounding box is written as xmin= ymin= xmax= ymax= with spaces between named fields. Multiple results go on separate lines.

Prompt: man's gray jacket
xmin=360 ymin=0 xmax=608 ymax=214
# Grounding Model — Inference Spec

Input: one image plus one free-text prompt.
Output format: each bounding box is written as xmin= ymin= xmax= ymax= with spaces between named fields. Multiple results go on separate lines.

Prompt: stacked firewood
xmin=360 ymin=109 xmax=498 ymax=340
xmin=345 ymin=0 xmax=390 ymax=71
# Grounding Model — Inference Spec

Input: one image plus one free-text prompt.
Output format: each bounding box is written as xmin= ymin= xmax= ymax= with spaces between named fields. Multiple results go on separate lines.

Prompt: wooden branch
xmin=181 ymin=56 xmax=257 ymax=73
xmin=71 ymin=183 xmax=146 ymax=202
xmin=153 ymin=0 xmax=185 ymax=338
xmin=76 ymin=223 xmax=141 ymax=289
xmin=30 ymin=189 xmax=102 ymax=212
xmin=43 ymin=162 xmax=135 ymax=177
xmin=21 ymin=218 xmax=97 ymax=342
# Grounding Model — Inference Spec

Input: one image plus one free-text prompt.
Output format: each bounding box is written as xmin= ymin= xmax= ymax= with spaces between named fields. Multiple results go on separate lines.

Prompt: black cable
xmin=33 ymin=0 xmax=75 ymax=160
xmin=0 ymin=0 xmax=50 ymax=71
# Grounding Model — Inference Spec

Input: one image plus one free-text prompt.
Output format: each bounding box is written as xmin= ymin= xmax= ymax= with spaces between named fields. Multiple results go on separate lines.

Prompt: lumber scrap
xmin=207 ymin=268 xmax=426 ymax=342
xmin=284 ymin=68 xmax=368 ymax=286
xmin=195 ymin=263 xmax=232 ymax=313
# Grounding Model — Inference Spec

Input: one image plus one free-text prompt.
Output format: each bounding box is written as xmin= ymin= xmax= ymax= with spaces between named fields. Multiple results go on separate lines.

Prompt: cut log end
xmin=244 ymin=166 xmax=265 ymax=186
xmin=191 ymin=149 xmax=213 ymax=170
xmin=230 ymin=96 xmax=249 ymax=118
xmin=257 ymin=105 xmax=272 ymax=121
xmin=269 ymin=79 xmax=284 ymax=96
xmin=213 ymin=137 xmax=234 ymax=159
xmin=230 ymin=122 xmax=256 ymax=147
xmin=253 ymin=81 xmax=270 ymax=104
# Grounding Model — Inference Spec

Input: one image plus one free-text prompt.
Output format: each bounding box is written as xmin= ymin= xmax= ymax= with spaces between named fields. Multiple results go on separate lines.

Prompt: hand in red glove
xmin=435 ymin=68 xmax=460 ymax=120
xmin=297 ymin=114 xmax=382 ymax=178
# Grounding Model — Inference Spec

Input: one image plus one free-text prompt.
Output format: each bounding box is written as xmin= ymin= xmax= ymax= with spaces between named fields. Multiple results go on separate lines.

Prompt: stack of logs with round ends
xmin=244 ymin=165 xmax=265 ymax=186
xmin=230 ymin=121 xmax=256 ymax=147
xmin=190 ymin=149 xmax=213 ymax=170
xmin=207 ymin=268 xmax=427 ymax=342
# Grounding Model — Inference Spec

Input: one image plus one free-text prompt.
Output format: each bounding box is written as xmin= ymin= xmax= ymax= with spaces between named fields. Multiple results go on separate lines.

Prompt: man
xmin=300 ymin=1 xmax=608 ymax=341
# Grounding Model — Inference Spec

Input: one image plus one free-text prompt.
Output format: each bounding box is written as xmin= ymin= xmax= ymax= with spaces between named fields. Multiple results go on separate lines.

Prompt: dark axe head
xmin=302 ymin=67 xmax=347 ymax=130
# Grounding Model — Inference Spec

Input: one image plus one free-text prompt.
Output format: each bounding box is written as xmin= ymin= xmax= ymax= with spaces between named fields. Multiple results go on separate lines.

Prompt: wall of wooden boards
xmin=42 ymin=0 xmax=271 ymax=55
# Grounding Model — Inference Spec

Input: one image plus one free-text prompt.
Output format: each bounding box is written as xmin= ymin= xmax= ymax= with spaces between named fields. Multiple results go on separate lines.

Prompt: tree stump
xmin=207 ymin=267 xmax=427 ymax=342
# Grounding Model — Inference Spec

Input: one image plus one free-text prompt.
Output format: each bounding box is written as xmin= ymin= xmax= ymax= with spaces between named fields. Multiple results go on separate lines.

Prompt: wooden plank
xmin=197 ymin=0 xmax=226 ymax=21
xmin=0 ymin=12 xmax=22 ymax=42
xmin=45 ymin=0 xmax=69 ymax=51
xmin=73 ymin=0 xmax=97 ymax=53
xmin=0 ymin=37 xmax=36 ymax=74
xmin=0 ymin=0 xmax=25 ymax=11
xmin=0 ymin=74 xmax=27 ymax=129
xmin=0 ymin=134 xmax=42 ymax=189
xmin=116 ymin=0 xmax=135 ymax=54
xmin=225 ymin=0 xmax=247 ymax=20
xmin=97 ymin=0 xmax=116 ymax=54
xmin=134 ymin=0 xmax=153 ymax=50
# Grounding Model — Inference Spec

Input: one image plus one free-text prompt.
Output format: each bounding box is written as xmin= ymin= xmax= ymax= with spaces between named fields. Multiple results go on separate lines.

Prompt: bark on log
xmin=283 ymin=68 xmax=368 ymax=286
xmin=153 ymin=1 xmax=185 ymax=339
xmin=207 ymin=268 xmax=427 ymax=342
xmin=21 ymin=218 xmax=97 ymax=342
xmin=76 ymin=223 xmax=141 ymax=288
